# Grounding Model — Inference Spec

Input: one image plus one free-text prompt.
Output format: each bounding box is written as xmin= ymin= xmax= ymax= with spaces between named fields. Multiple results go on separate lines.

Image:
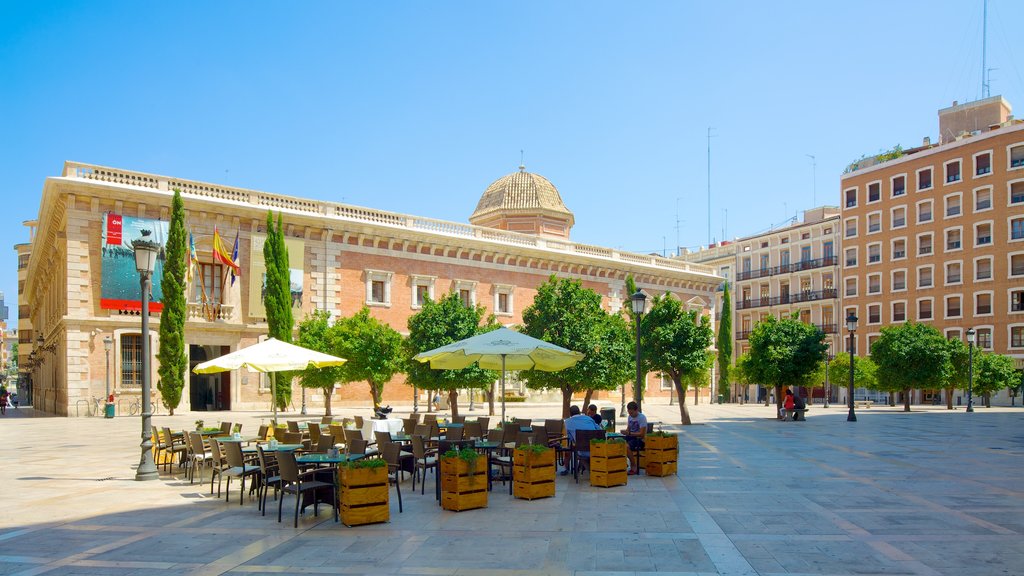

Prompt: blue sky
xmin=3 ymin=1 xmax=1023 ymax=319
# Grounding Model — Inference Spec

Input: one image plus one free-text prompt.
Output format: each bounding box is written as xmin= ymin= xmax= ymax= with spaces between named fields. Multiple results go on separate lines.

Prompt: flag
xmin=186 ymin=231 xmax=199 ymax=284
xmin=230 ymin=231 xmax=240 ymax=286
xmin=212 ymin=227 xmax=240 ymax=275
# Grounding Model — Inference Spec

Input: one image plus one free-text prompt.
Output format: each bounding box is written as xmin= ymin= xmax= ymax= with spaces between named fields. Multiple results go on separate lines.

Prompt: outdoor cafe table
xmin=364 ymin=418 xmax=404 ymax=437
xmin=213 ymin=436 xmax=261 ymax=444
xmin=473 ymin=441 xmax=502 ymax=491
xmin=242 ymin=443 xmax=304 ymax=454
xmin=294 ymin=453 xmax=365 ymax=523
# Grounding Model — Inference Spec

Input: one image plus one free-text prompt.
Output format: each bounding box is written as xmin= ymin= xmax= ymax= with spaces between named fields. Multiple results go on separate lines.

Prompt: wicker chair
xmin=410 ymin=435 xmax=438 ymax=495
xmin=380 ymin=442 xmax=404 ymax=513
xmin=276 ymin=451 xmax=337 ymax=527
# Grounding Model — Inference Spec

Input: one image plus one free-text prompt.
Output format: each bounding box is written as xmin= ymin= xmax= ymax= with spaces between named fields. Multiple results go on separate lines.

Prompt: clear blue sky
xmin=3 ymin=1 xmax=1022 ymax=315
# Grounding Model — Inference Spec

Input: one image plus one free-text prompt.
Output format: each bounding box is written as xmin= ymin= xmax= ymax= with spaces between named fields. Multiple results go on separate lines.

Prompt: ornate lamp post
xmin=631 ymin=290 xmax=647 ymax=412
xmin=966 ymin=327 xmax=976 ymax=413
xmin=132 ymin=230 xmax=160 ymax=481
xmin=846 ymin=311 xmax=858 ymax=422
xmin=103 ymin=336 xmax=113 ymax=418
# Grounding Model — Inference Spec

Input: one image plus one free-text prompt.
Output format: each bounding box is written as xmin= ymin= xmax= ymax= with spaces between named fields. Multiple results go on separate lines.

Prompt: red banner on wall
xmin=106 ymin=213 xmax=122 ymax=246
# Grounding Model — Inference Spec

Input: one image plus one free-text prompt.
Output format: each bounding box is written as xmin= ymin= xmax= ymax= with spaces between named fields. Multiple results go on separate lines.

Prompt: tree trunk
xmin=673 ymin=378 xmax=691 ymax=425
xmin=370 ymin=382 xmax=383 ymax=410
xmin=448 ymin=389 xmax=459 ymax=418
xmin=946 ymin=387 xmax=954 ymax=410
xmin=775 ymin=385 xmax=782 ymax=417
xmin=488 ymin=382 xmax=495 ymax=416
xmin=561 ymin=386 xmax=572 ymax=419
xmin=694 ymin=385 xmax=699 ymax=405
xmin=903 ymin=389 xmax=911 ymax=412
xmin=324 ymin=387 xmax=333 ymax=416
xmin=582 ymin=389 xmax=594 ymax=410
xmin=985 ymin=393 xmax=991 ymax=408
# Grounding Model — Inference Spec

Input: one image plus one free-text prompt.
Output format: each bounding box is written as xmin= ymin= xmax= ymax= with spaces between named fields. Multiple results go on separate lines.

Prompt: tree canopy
xmin=331 ymin=307 xmax=404 ymax=409
xmin=641 ymin=292 xmax=714 ymax=424
xmin=826 ymin=351 xmax=877 ymax=395
xmin=296 ymin=310 xmax=346 ymax=415
xmin=869 ymin=322 xmax=950 ymax=412
xmin=973 ymin=352 xmax=1018 ymax=406
xmin=157 ymin=189 xmax=187 ymax=415
xmin=745 ymin=315 xmax=828 ymax=410
xmin=264 ymin=211 xmax=295 ymax=410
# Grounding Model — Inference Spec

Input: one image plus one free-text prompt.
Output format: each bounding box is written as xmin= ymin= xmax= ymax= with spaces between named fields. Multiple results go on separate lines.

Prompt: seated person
xmin=587 ymin=404 xmax=602 ymax=426
xmin=561 ymin=405 xmax=602 ymax=475
xmin=621 ymin=401 xmax=647 ymax=475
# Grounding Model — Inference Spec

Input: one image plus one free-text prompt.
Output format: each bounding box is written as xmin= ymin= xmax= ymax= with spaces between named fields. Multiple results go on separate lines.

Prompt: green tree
xmin=331 ymin=307 xmax=404 ymax=409
xmin=296 ymin=310 xmax=345 ymax=416
xmin=826 ymin=352 xmax=877 ymax=398
xmin=157 ymin=189 xmax=188 ymax=415
xmin=944 ymin=339 xmax=971 ymax=410
xmin=870 ymin=322 xmax=951 ymax=412
xmin=746 ymin=315 xmax=828 ymax=413
xmin=579 ymin=310 xmax=633 ymax=410
xmin=405 ymin=292 xmax=497 ymax=417
xmin=521 ymin=276 xmax=629 ymax=418
xmin=264 ymin=211 xmax=295 ymax=410
xmin=716 ymin=281 xmax=733 ymax=401
xmin=734 ymin=352 xmax=753 ymax=402
xmin=641 ymin=293 xmax=714 ymax=425
xmin=974 ymin=352 xmax=1018 ymax=407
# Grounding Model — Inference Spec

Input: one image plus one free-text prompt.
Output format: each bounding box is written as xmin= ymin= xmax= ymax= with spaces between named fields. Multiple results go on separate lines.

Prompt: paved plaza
xmin=1 ymin=400 xmax=1022 ymax=576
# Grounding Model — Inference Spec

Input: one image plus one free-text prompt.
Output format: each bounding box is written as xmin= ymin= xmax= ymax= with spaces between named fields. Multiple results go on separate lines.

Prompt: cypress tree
xmin=157 ymin=189 xmax=188 ymax=415
xmin=264 ymin=211 xmax=294 ymax=410
xmin=716 ymin=281 xmax=733 ymax=402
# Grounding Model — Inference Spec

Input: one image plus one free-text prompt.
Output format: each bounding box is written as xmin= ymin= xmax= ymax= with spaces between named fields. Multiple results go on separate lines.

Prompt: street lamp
xmin=103 ymin=336 xmax=113 ymax=418
xmin=631 ymin=290 xmax=647 ymax=412
xmin=966 ymin=327 xmax=976 ymax=413
xmin=823 ymin=351 xmax=831 ymax=409
xmin=132 ymin=230 xmax=160 ymax=481
xmin=846 ymin=311 xmax=858 ymax=422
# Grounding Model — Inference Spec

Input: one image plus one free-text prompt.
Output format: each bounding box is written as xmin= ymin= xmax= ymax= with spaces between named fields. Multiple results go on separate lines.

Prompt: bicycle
xmin=128 ymin=396 xmax=141 ymax=416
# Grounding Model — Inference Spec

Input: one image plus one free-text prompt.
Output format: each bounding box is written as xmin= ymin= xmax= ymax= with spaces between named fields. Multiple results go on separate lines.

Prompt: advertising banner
xmin=101 ymin=212 xmax=169 ymax=311
xmin=247 ymin=233 xmax=304 ymax=319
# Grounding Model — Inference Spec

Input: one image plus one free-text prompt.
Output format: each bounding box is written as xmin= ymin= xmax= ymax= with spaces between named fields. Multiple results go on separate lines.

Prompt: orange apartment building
xmin=20 ymin=162 xmax=722 ymax=416
xmin=840 ymin=96 xmax=1024 ymax=405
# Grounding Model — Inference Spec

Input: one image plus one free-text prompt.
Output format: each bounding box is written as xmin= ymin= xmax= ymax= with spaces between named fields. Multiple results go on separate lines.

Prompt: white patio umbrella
xmin=192 ymin=338 xmax=346 ymax=423
xmin=413 ymin=327 xmax=584 ymax=422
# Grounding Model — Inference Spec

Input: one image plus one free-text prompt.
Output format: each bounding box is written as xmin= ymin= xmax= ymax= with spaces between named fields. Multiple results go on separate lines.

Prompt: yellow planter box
xmin=440 ymin=456 xmax=487 ymax=512
xmin=589 ymin=455 xmax=627 ymax=474
xmin=513 ymin=448 xmax=555 ymax=467
xmin=591 ymin=469 xmax=628 ymax=488
xmin=590 ymin=441 xmax=627 ymax=458
xmin=512 ymin=447 xmax=556 ymax=500
xmin=642 ymin=434 xmax=678 ymax=477
xmin=645 ymin=461 xmax=677 ymax=476
xmin=338 ymin=466 xmax=389 ymax=526
xmin=645 ymin=434 xmax=678 ymax=451
xmin=513 ymin=480 xmax=555 ymax=500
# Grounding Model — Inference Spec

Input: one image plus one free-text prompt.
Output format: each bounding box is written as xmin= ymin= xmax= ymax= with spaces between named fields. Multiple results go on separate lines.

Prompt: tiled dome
xmin=470 ymin=166 xmax=574 ymax=229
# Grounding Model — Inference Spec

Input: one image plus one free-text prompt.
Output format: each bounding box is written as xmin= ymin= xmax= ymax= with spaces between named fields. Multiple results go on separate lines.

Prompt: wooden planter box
xmin=513 ymin=448 xmax=556 ymax=500
xmin=339 ymin=466 xmax=389 ymax=526
xmin=643 ymin=435 xmax=678 ymax=477
xmin=440 ymin=457 xmax=488 ymax=511
xmin=589 ymin=441 xmax=628 ymax=488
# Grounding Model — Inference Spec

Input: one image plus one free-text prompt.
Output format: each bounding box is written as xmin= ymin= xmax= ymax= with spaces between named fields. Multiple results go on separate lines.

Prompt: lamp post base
xmin=847 ymin=408 xmax=857 ymax=422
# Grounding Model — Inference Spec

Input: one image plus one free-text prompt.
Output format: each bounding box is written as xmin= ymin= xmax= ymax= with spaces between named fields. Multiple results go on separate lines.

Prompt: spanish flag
xmin=212 ymin=227 xmax=240 ymax=275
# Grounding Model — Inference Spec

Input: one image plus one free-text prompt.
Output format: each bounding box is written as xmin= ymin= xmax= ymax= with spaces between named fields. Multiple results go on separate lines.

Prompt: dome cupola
xmin=469 ymin=165 xmax=574 ymax=239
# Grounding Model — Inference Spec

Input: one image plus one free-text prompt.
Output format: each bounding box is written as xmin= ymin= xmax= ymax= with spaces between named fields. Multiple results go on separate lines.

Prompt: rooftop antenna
xmin=982 ymin=0 xmax=990 ymax=98
xmin=806 ymin=154 xmax=817 ymax=207
xmin=520 ymin=149 xmax=525 ymax=171
xmin=707 ymin=127 xmax=717 ymax=247
xmin=675 ymin=198 xmax=681 ymax=256
xmin=722 ymin=208 xmax=728 ymax=243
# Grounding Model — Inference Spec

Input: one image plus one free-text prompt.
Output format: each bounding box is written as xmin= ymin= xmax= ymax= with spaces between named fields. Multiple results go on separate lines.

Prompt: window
xmin=742 ymin=257 xmax=751 ymax=273
xmin=1009 ymin=143 xmax=1024 ymax=168
xmin=868 ymin=243 xmax=881 ymax=264
xmin=845 ymin=247 xmax=857 ymax=267
xmin=946 ymin=261 xmax=962 ymax=284
xmin=760 ymin=254 xmax=770 ymax=270
xmin=1011 ymin=326 xmax=1024 ymax=348
xmin=781 ymin=237 xmax=790 ymax=244
xmin=946 ymin=329 xmax=962 ymax=341
xmin=976 ymin=222 xmax=992 ymax=246
xmin=845 ymin=188 xmax=857 ymax=208
xmin=191 ymin=262 xmax=224 ymax=305
xmin=918 ymin=167 xmax=933 ymax=190
xmin=845 ymin=218 xmax=858 ymax=238
xmin=868 ymin=304 xmax=881 ymax=324
xmin=892 ymin=238 xmax=906 ymax=260
xmin=1011 ymin=181 xmax=1024 ymax=205
xmin=975 ymin=187 xmax=992 ymax=211
xmin=946 ymin=295 xmax=962 ymax=318
xmin=976 ymin=292 xmax=992 ymax=316
xmin=892 ymin=301 xmax=906 ymax=322
xmin=801 ymin=232 xmax=810 ymax=240
xmin=917 ymin=200 xmax=933 ymax=223
xmin=1013 ymin=254 xmax=1024 ymax=277
xmin=868 ymin=182 xmax=881 ymax=203
xmin=1011 ymin=217 xmax=1024 ymax=241
xmin=454 ymin=279 xmax=478 ymax=307
xmin=823 ymin=241 xmax=834 ymax=259
xmin=411 ymin=275 xmax=435 ymax=309
xmin=1011 ymin=289 xmax=1024 ymax=313
xmin=867 ymin=212 xmax=881 ymax=233
xmin=918 ymin=266 xmax=933 ymax=288
xmin=918 ymin=299 xmax=933 ymax=320
xmin=945 ymin=194 xmax=961 ymax=217
xmin=364 ymin=270 xmax=392 ymax=306
xmin=974 ymin=151 xmax=992 ymax=176
xmin=760 ymin=241 xmax=769 ymax=249
xmin=945 ymin=159 xmax=961 ymax=183
xmin=800 ymin=246 xmax=811 ymax=262
xmin=891 ymin=206 xmax=906 ymax=228
xmin=918 ymin=233 xmax=933 ymax=256
xmin=17 ymin=253 xmax=28 ymax=270
xmin=892 ymin=269 xmax=907 ymax=291
xmin=976 ymin=257 xmax=993 ymax=281
xmin=892 ymin=174 xmax=906 ymax=196
xmin=493 ymin=284 xmax=514 ymax=316
xmin=976 ymin=327 xmax=993 ymax=349
xmin=946 ymin=228 xmax=962 ymax=251
xmin=780 ymin=250 xmax=790 ymax=267
xmin=120 ymin=334 xmax=142 ymax=390
xmin=845 ymin=277 xmax=857 ymax=297
xmin=868 ymin=274 xmax=881 ymax=294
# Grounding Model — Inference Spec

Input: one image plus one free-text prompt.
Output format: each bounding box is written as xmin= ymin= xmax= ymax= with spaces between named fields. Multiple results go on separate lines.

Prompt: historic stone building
xmin=22 ymin=162 xmax=722 ymax=416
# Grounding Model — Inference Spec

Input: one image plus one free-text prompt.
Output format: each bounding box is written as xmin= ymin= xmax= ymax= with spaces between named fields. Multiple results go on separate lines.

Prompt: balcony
xmin=736 ymin=329 xmax=752 ymax=340
xmin=736 ymin=289 xmax=837 ymax=310
xmin=817 ymin=323 xmax=838 ymax=334
xmin=187 ymin=302 xmax=235 ymax=321
xmin=790 ymin=288 xmax=838 ymax=303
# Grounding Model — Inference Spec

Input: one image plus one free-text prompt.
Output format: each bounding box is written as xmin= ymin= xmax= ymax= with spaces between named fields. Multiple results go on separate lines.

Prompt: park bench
xmin=783 ymin=408 xmax=808 ymax=421
xmin=854 ymin=400 xmax=873 ymax=409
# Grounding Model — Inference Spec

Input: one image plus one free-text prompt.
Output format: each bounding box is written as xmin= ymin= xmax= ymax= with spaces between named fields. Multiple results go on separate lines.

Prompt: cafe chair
xmin=572 ymin=429 xmax=606 ymax=484
xmin=314 ymin=434 xmax=336 ymax=453
xmin=421 ymin=413 xmax=437 ymax=426
xmin=402 ymin=417 xmax=417 ymax=435
xmin=329 ymin=424 xmax=347 ymax=447
xmin=353 ymin=415 xmax=365 ymax=429
xmin=187 ymin=432 xmax=213 ymax=484
xmin=307 ymin=422 xmax=322 ymax=446
xmin=628 ymin=423 xmax=655 ymax=475
xmin=463 ymin=421 xmax=483 ymax=440
xmin=381 ymin=442 xmax=404 ymax=513
xmin=410 ymin=435 xmax=438 ymax=495
xmin=255 ymin=445 xmax=281 ymax=516
xmin=232 ymin=423 xmax=243 ymax=434
xmin=286 ymin=421 xmax=301 ymax=433
xmin=320 ymin=415 xmax=333 ymax=425
xmin=161 ymin=428 xmax=188 ymax=474
xmin=276 ymin=450 xmax=337 ymax=528
xmin=222 ymin=441 xmax=260 ymax=505
xmin=451 ymin=415 xmax=466 ymax=424
xmin=208 ymin=439 xmax=229 ymax=497
xmin=282 ymin=432 xmax=303 ymax=446
xmin=445 ymin=427 xmax=464 ymax=442
xmin=219 ymin=422 xmax=233 ymax=435
xmin=257 ymin=425 xmax=270 ymax=441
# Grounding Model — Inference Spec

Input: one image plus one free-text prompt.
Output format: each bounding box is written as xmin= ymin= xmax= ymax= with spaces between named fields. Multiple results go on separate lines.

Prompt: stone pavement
xmin=1 ymin=400 xmax=1022 ymax=575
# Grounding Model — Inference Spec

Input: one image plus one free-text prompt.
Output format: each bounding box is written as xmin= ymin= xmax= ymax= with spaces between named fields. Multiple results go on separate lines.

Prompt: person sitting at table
xmin=587 ymin=404 xmax=602 ymax=426
xmin=622 ymin=401 xmax=647 ymax=475
xmin=561 ymin=405 xmax=601 ymax=475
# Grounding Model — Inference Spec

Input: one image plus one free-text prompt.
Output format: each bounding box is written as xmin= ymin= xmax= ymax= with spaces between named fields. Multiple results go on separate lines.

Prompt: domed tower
xmin=469 ymin=165 xmax=574 ymax=239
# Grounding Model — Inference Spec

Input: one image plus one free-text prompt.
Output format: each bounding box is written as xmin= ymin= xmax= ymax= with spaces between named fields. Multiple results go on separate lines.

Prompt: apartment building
xmin=840 ymin=96 xmax=1024 ymax=403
